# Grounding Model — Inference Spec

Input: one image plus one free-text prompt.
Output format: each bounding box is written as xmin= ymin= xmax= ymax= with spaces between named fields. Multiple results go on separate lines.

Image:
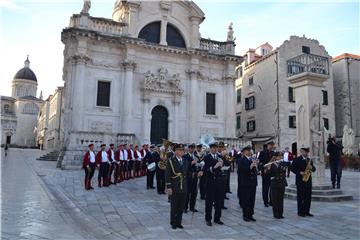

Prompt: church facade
xmin=0 ymin=57 xmax=43 ymax=147
xmin=60 ymin=0 xmax=242 ymax=168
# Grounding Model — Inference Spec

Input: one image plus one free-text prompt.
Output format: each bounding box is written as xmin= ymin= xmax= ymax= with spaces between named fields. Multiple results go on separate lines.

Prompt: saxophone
xmin=302 ymin=158 xmax=312 ymax=182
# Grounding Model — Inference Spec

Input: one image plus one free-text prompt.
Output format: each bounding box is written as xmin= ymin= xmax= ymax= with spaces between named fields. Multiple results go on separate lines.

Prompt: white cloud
xmin=0 ymin=0 xmax=23 ymax=10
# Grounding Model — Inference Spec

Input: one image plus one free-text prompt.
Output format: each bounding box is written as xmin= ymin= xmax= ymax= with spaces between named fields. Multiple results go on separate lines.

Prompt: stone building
xmin=332 ymin=53 xmax=360 ymax=154
xmin=59 ymin=0 xmax=243 ymax=168
xmin=235 ymin=36 xmax=336 ymax=154
xmin=37 ymin=87 xmax=65 ymax=150
xmin=1 ymin=57 xmax=43 ymax=147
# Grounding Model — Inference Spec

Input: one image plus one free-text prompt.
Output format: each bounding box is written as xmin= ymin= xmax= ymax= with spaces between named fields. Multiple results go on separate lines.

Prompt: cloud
xmin=0 ymin=0 xmax=23 ymax=10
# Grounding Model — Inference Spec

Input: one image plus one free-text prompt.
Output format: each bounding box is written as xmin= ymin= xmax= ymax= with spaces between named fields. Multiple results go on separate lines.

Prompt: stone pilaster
xmin=121 ymin=60 xmax=136 ymax=134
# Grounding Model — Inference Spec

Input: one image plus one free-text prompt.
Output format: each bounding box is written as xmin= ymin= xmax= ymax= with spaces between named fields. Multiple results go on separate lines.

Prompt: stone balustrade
xmin=200 ymin=38 xmax=228 ymax=54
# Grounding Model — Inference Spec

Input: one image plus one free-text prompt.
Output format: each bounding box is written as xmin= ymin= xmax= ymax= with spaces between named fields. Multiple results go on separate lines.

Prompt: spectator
xmin=327 ymin=137 xmax=343 ymax=189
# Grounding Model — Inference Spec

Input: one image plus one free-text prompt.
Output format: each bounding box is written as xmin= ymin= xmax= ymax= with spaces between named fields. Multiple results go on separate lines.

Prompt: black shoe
xmin=269 ymin=202 xmax=272 ymax=206
xmin=89 ymin=186 xmax=94 ymax=190
xmin=280 ymin=216 xmax=284 ymax=219
xmin=147 ymin=187 xmax=150 ymax=189
xmin=249 ymin=217 xmax=256 ymax=222
xmin=332 ymin=184 xmax=335 ymax=189
xmin=190 ymin=209 xmax=198 ymax=212
xmin=177 ymin=225 xmax=184 ymax=229
xmin=264 ymin=203 xmax=269 ymax=207
xmin=298 ymin=213 xmax=306 ymax=217
xmin=206 ymin=221 xmax=212 ymax=226
xmin=243 ymin=217 xmax=251 ymax=222
xmin=337 ymin=185 xmax=340 ymax=189
xmin=201 ymin=196 xmax=206 ymax=200
xmin=228 ymin=191 xmax=232 ymax=194
xmin=305 ymin=213 xmax=314 ymax=217
xmin=222 ymin=206 xmax=228 ymax=210
xmin=214 ymin=220 xmax=224 ymax=225
xmin=150 ymin=186 xmax=155 ymax=189
xmin=184 ymin=209 xmax=188 ymax=213
xmin=224 ymin=196 xmax=229 ymax=200
xmin=171 ymin=225 xmax=177 ymax=229
xmin=274 ymin=216 xmax=281 ymax=219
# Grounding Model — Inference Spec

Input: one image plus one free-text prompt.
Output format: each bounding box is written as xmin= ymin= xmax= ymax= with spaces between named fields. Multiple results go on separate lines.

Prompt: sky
xmin=0 ymin=0 xmax=358 ymax=98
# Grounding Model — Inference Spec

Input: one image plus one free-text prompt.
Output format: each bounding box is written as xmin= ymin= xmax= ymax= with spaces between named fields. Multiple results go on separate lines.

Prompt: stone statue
xmin=81 ymin=0 xmax=91 ymax=14
xmin=342 ymin=125 xmax=355 ymax=155
xmin=310 ymin=104 xmax=325 ymax=182
xmin=227 ymin=22 xmax=234 ymax=42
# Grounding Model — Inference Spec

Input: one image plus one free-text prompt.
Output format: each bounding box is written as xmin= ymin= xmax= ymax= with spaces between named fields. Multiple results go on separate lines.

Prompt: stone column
xmin=141 ymin=93 xmax=151 ymax=144
xmin=122 ymin=60 xmax=136 ymax=134
xmin=189 ymin=16 xmax=201 ymax=48
xmin=225 ymin=76 xmax=236 ymax=138
xmin=160 ymin=19 xmax=167 ymax=46
xmin=289 ymin=72 xmax=328 ymax=186
xmin=186 ymin=63 xmax=199 ymax=142
xmin=172 ymin=96 xmax=181 ymax=142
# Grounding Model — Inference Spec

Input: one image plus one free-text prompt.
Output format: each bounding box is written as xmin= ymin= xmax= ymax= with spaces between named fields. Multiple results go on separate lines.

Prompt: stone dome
xmin=14 ymin=56 xmax=37 ymax=82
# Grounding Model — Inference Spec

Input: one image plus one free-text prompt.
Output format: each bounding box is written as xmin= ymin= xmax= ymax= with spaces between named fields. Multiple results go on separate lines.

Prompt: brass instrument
xmin=158 ymin=139 xmax=173 ymax=170
xmin=302 ymin=158 xmax=312 ymax=182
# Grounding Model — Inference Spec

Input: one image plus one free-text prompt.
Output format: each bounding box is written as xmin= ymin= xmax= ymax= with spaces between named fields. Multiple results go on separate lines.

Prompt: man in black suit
xmin=258 ymin=141 xmax=275 ymax=207
xmin=144 ymin=145 xmax=156 ymax=189
xmin=165 ymin=144 xmax=188 ymax=229
xmin=291 ymin=147 xmax=316 ymax=217
xmin=183 ymin=143 xmax=200 ymax=213
xmin=238 ymin=146 xmax=258 ymax=222
xmin=202 ymin=142 xmax=226 ymax=226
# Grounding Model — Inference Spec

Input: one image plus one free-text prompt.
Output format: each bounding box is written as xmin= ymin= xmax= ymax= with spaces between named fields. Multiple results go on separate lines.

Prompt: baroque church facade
xmin=1 ymin=57 xmax=43 ymax=147
xmin=59 ymin=0 xmax=242 ymax=168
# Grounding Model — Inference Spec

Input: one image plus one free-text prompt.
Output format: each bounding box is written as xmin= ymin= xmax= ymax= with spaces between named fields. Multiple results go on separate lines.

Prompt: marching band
xmin=82 ymin=139 xmax=316 ymax=229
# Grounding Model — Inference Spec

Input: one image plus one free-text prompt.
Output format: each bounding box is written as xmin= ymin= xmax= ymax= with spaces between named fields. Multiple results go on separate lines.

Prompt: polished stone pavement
xmin=2 ymin=149 xmax=360 ymax=240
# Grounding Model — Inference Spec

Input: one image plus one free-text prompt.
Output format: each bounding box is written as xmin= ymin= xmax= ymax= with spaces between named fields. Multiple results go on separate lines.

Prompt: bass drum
xmin=147 ymin=162 xmax=156 ymax=172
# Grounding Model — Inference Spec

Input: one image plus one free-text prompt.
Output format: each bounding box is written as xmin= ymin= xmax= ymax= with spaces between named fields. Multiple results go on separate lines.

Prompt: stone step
xmin=288 ymin=184 xmax=333 ymax=190
xmin=36 ymin=151 xmax=60 ymax=161
xmin=284 ymin=192 xmax=353 ymax=202
xmin=285 ymin=187 xmax=343 ymax=195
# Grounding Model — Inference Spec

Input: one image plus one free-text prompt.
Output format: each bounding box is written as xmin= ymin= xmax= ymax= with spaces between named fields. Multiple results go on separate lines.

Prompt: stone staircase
xmin=285 ymin=184 xmax=353 ymax=202
xmin=36 ymin=151 xmax=60 ymax=162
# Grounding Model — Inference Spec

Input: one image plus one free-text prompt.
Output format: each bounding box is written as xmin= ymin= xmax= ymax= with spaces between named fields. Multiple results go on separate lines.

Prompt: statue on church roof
xmin=227 ymin=22 xmax=234 ymax=42
xmin=81 ymin=0 xmax=91 ymax=15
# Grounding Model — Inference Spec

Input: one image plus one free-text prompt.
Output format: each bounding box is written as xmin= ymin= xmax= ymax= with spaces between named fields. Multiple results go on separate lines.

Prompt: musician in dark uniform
xmin=291 ymin=147 xmax=316 ymax=217
xmin=203 ymin=142 xmax=226 ymax=226
xmin=183 ymin=143 xmax=200 ymax=213
xmin=144 ymin=145 xmax=156 ymax=189
xmin=238 ymin=146 xmax=258 ymax=222
xmin=155 ymin=145 xmax=165 ymax=194
xmin=196 ymin=144 xmax=207 ymax=200
xmin=264 ymin=152 xmax=287 ymax=219
xmin=236 ymin=149 xmax=243 ymax=207
xmin=165 ymin=144 xmax=188 ymax=229
xmin=82 ymin=144 xmax=96 ymax=190
xmin=258 ymin=141 xmax=275 ymax=207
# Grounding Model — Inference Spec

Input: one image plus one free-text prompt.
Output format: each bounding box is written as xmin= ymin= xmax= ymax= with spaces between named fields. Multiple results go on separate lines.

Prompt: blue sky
xmin=0 ymin=0 xmax=358 ymax=97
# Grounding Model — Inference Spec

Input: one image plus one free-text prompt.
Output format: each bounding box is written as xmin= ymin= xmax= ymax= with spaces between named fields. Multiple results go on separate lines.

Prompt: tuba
xmin=158 ymin=139 xmax=173 ymax=170
xmin=200 ymin=134 xmax=216 ymax=149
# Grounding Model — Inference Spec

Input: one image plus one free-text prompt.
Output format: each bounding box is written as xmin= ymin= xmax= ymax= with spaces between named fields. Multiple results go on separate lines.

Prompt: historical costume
xmin=283 ymin=147 xmax=294 ymax=178
xmin=165 ymin=144 xmax=188 ymax=229
xmin=96 ymin=144 xmax=110 ymax=187
xmin=82 ymin=144 xmax=96 ymax=190
xmin=291 ymin=147 xmax=316 ymax=217
xmin=107 ymin=143 xmax=115 ymax=185
xmin=196 ymin=144 xmax=207 ymax=200
xmin=114 ymin=144 xmax=123 ymax=184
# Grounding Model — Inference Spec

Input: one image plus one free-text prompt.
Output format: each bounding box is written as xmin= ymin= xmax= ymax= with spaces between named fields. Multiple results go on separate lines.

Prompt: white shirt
xmin=130 ymin=149 xmax=135 ymax=159
xmin=123 ymin=150 xmax=128 ymax=161
xmin=176 ymin=157 xmax=183 ymax=165
xmin=284 ymin=152 xmax=289 ymax=162
xmin=89 ymin=151 xmax=95 ymax=163
xmin=101 ymin=151 xmax=108 ymax=163
xmin=110 ymin=149 xmax=115 ymax=161
xmin=120 ymin=150 xmax=124 ymax=161
xmin=136 ymin=150 xmax=142 ymax=160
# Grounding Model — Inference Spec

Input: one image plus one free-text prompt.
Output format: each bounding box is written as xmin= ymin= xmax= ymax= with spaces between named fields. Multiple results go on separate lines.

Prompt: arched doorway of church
xmin=150 ymin=105 xmax=168 ymax=145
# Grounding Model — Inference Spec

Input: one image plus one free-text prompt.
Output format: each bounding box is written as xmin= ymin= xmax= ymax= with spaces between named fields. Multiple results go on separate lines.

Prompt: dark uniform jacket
xmin=203 ymin=153 xmax=224 ymax=181
xmin=258 ymin=149 xmax=274 ymax=174
xmin=237 ymin=156 xmax=258 ymax=187
xmin=327 ymin=142 xmax=343 ymax=161
xmin=165 ymin=156 xmax=188 ymax=194
xmin=183 ymin=152 xmax=198 ymax=179
xmin=143 ymin=151 xmax=155 ymax=165
xmin=152 ymin=151 xmax=161 ymax=169
xmin=269 ymin=162 xmax=288 ymax=188
xmin=291 ymin=156 xmax=316 ymax=185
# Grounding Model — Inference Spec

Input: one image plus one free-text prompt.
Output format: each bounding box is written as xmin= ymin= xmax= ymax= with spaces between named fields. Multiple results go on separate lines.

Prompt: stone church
xmin=59 ymin=0 xmax=243 ymax=168
xmin=1 ymin=57 xmax=43 ymax=147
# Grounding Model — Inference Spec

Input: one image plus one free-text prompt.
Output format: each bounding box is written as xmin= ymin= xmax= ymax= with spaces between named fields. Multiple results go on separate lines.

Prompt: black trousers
xmin=296 ymin=183 xmax=312 ymax=215
xmin=241 ymin=186 xmax=256 ymax=218
xmin=147 ymin=170 xmax=155 ymax=188
xmin=84 ymin=163 xmax=96 ymax=185
xmin=170 ymin=192 xmax=186 ymax=226
xmin=205 ymin=177 xmax=225 ymax=222
xmin=127 ymin=160 xmax=134 ymax=177
xmin=262 ymin=175 xmax=271 ymax=204
xmin=271 ymin=186 xmax=285 ymax=218
xmin=185 ymin=175 xmax=198 ymax=210
xmin=156 ymin=169 xmax=165 ymax=193
xmin=225 ymin=170 xmax=231 ymax=193
xmin=330 ymin=160 xmax=342 ymax=186
xmin=199 ymin=175 xmax=207 ymax=199
xmin=98 ymin=162 xmax=109 ymax=186
xmin=237 ymin=174 xmax=243 ymax=207
xmin=112 ymin=162 xmax=119 ymax=183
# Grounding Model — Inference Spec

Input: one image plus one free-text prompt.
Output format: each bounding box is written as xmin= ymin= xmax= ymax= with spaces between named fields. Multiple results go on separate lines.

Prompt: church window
xmin=236 ymin=113 xmax=241 ymax=129
xmin=96 ymin=81 xmax=111 ymax=107
xmin=236 ymin=88 xmax=242 ymax=104
xmin=302 ymin=46 xmax=310 ymax=54
xmin=4 ymin=104 xmax=10 ymax=113
xmin=289 ymin=115 xmax=296 ymax=128
xmin=288 ymin=87 xmax=295 ymax=102
xmin=166 ymin=24 xmax=186 ymax=48
xmin=23 ymin=103 xmax=39 ymax=115
xmin=206 ymin=93 xmax=216 ymax=115
xmin=138 ymin=21 xmax=161 ymax=44
xmin=245 ymin=96 xmax=255 ymax=110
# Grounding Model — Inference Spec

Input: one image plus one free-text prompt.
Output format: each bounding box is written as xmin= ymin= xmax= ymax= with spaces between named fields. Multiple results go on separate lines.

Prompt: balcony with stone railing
xmin=69 ymin=14 xmax=127 ymax=36
xmin=287 ymin=53 xmax=329 ymax=77
xmin=200 ymin=38 xmax=234 ymax=55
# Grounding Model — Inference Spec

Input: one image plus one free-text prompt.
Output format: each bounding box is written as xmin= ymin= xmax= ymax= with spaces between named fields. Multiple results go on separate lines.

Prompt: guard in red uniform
xmin=140 ymin=144 xmax=148 ymax=176
xmin=107 ymin=144 xmax=115 ymax=185
xmin=114 ymin=144 xmax=123 ymax=183
xmin=82 ymin=144 xmax=96 ymax=190
xmin=123 ymin=144 xmax=129 ymax=180
xmin=96 ymin=144 xmax=110 ymax=187
xmin=127 ymin=144 xmax=134 ymax=179
xmin=134 ymin=145 xmax=142 ymax=177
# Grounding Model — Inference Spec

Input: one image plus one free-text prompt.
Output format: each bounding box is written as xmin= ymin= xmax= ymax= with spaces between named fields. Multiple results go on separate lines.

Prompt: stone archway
xmin=150 ymin=105 xmax=169 ymax=144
